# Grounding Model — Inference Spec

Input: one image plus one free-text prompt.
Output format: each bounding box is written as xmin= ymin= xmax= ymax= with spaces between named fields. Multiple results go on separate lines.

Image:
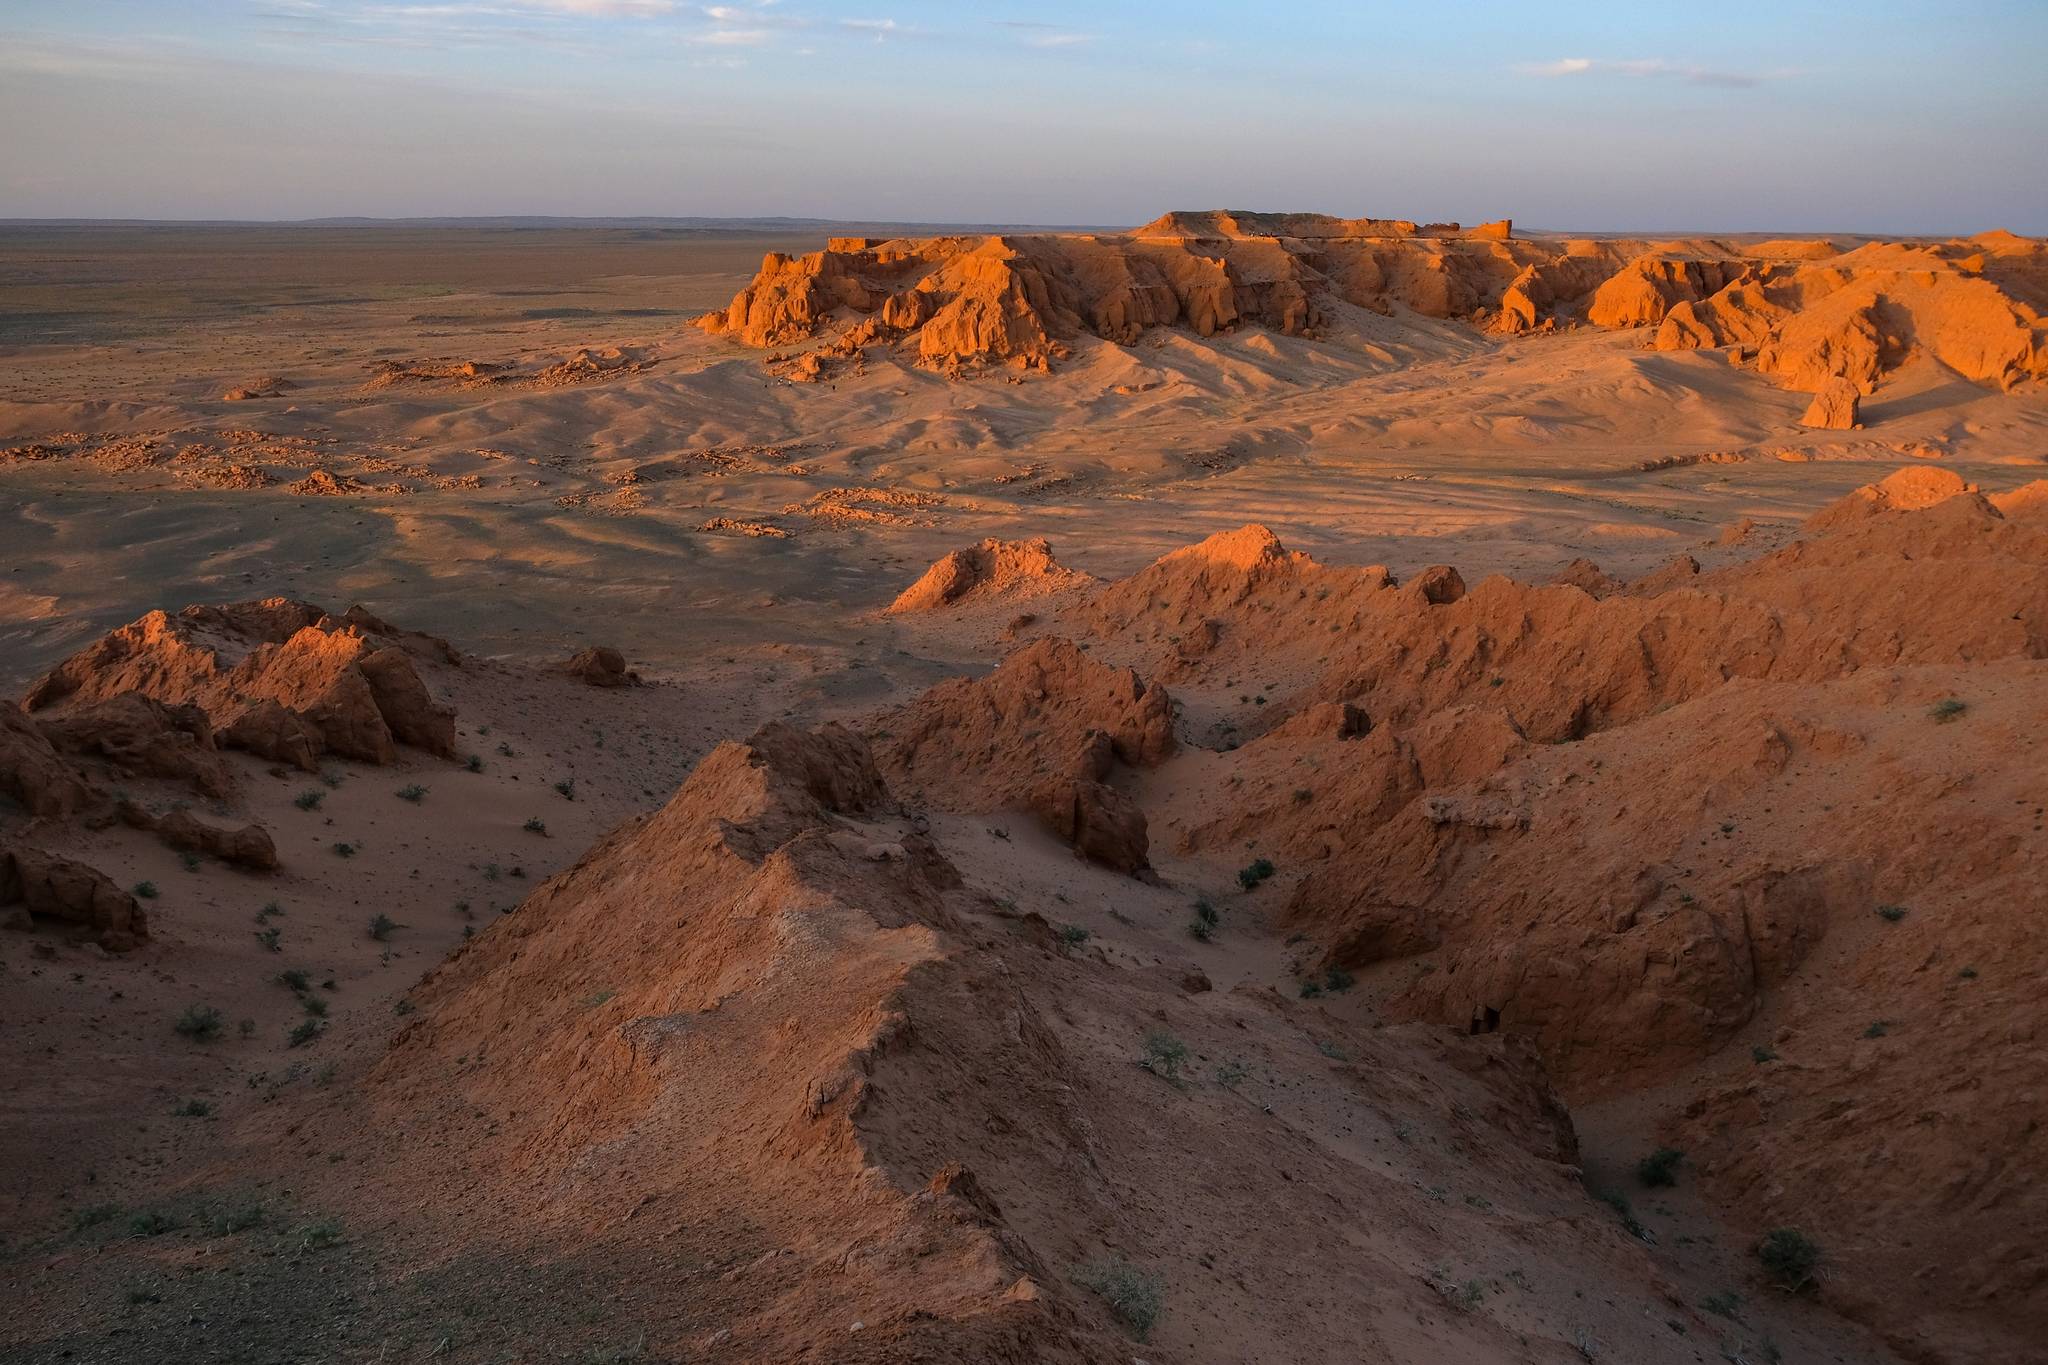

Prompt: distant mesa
xmin=698 ymin=209 xmax=2048 ymax=399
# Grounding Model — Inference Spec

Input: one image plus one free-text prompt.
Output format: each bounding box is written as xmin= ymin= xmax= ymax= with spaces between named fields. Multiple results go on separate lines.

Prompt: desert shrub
xmin=1237 ymin=858 xmax=1275 ymax=890
xmin=287 ymin=1019 xmax=322 ymax=1048
xmin=208 ymin=1203 xmax=265 ymax=1236
xmin=396 ymin=784 xmax=427 ymax=804
xmin=465 ymin=754 xmax=484 ymax=772
xmin=1751 ymin=1045 xmax=1778 ymax=1064
xmin=1636 ymin=1147 xmax=1684 ymax=1187
xmin=1929 ymin=698 xmax=1967 ymax=723
xmin=1875 ymin=904 xmax=1907 ymax=923
xmin=1702 ymin=1289 xmax=1743 ymax=1319
xmin=175 ymin=1004 xmax=224 ymax=1042
xmin=1757 ymin=1228 xmax=1820 ymax=1292
xmin=128 ymin=1211 xmax=179 ymax=1237
xmin=133 ymin=881 xmax=159 ymax=900
xmin=331 ymin=841 xmax=357 ymax=858
xmin=298 ymin=1219 xmax=343 ymax=1250
xmin=278 ymin=968 xmax=310 ymax=992
xmin=1057 ymin=923 xmax=1090 ymax=949
xmin=368 ymin=913 xmax=396 ymax=941
xmin=1139 ymin=1031 xmax=1189 ymax=1083
xmin=294 ymin=790 xmax=324 ymax=811
xmin=1071 ymin=1256 xmax=1163 ymax=1340
xmin=554 ymin=778 xmax=577 ymax=801
xmin=173 ymin=1098 xmax=212 ymax=1118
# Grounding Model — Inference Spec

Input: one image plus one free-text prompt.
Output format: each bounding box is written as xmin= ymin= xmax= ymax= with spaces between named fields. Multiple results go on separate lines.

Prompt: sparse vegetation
xmin=128 ymin=1211 xmax=179 ymax=1238
xmin=174 ymin=1004 xmax=224 ymax=1042
xmin=332 ymin=841 xmax=358 ymax=858
xmin=1057 ymin=923 xmax=1090 ymax=950
xmin=1236 ymin=857 xmax=1275 ymax=890
xmin=1863 ymin=1019 xmax=1890 ymax=1039
xmin=1875 ymin=904 xmax=1908 ymax=923
xmin=1138 ymin=1031 xmax=1189 ymax=1084
xmin=1188 ymin=898 xmax=1219 ymax=941
xmin=553 ymin=778 xmax=577 ymax=801
xmin=301 ymin=994 xmax=329 ymax=1018
xmin=1930 ymin=697 xmax=1967 ymax=723
xmin=368 ymin=912 xmax=397 ymax=941
xmin=208 ymin=1203 xmax=265 ymax=1236
xmin=72 ymin=1204 xmax=121 ymax=1233
xmin=1751 ymin=1044 xmax=1778 ymax=1064
xmin=278 ymin=968 xmax=310 ymax=992
xmin=294 ymin=789 xmax=325 ymax=811
xmin=255 ymin=926 xmax=281 ymax=953
xmin=524 ymin=816 xmax=548 ymax=834
xmin=298 ymin=1218 xmax=343 ymax=1250
xmin=1596 ymin=1188 xmax=1652 ymax=1243
xmin=1757 ymin=1227 xmax=1821 ymax=1292
xmin=1702 ymin=1289 xmax=1743 ymax=1319
xmin=1070 ymin=1255 xmax=1164 ymax=1341
xmin=173 ymin=1098 xmax=212 ymax=1118
xmin=179 ymin=851 xmax=202 ymax=872
xmin=288 ymin=1019 xmax=323 ymax=1048
xmin=465 ymin=753 xmax=484 ymax=772
xmin=133 ymin=880 xmax=159 ymax=900
xmin=1636 ymin=1147 xmax=1684 ymax=1188
xmin=1213 ymin=1059 xmax=1249 ymax=1088
xmin=396 ymin=783 xmax=428 ymax=803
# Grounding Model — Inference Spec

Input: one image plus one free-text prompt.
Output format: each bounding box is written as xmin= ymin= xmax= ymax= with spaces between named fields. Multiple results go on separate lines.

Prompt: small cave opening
xmin=1468 ymin=1005 xmax=1502 ymax=1035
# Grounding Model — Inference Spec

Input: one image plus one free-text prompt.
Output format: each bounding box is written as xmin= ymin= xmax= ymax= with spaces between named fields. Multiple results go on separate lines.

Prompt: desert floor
xmin=2 ymin=225 xmax=2042 ymax=1364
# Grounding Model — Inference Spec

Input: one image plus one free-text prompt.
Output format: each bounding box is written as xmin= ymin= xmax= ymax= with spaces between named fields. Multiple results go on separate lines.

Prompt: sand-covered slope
xmin=700 ymin=211 xmax=2048 ymax=397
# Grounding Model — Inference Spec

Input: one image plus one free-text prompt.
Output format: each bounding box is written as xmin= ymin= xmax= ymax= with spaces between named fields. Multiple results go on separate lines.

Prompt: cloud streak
xmin=1515 ymin=56 xmax=1799 ymax=89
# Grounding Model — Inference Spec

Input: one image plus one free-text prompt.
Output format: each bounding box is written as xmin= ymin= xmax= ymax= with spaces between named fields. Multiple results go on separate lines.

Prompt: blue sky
xmin=2 ymin=0 xmax=2043 ymax=230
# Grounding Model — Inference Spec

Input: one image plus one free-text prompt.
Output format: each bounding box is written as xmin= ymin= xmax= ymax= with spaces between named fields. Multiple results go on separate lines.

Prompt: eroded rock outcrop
xmin=700 ymin=213 xmax=2048 ymax=405
xmin=887 ymin=538 xmax=1089 ymax=613
xmin=25 ymin=598 xmax=458 ymax=770
xmin=876 ymin=636 xmax=1175 ymax=872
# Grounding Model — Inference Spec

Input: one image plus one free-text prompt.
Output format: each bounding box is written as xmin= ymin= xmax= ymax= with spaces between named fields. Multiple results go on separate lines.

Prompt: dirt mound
xmin=25 ymin=598 xmax=458 ymax=769
xmin=877 ymin=636 xmax=1175 ymax=872
xmin=886 ymin=537 xmax=1089 ymax=613
xmin=1802 ymin=465 xmax=1978 ymax=530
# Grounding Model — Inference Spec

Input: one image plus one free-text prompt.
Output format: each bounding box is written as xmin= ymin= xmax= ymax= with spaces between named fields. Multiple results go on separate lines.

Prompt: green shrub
xmin=298 ymin=1219 xmax=343 ymax=1250
xmin=1139 ymin=1031 xmax=1189 ymax=1084
xmin=396 ymin=784 xmax=427 ymax=804
xmin=133 ymin=880 xmax=159 ymax=900
xmin=287 ymin=1019 xmax=322 ymax=1048
xmin=524 ymin=816 xmax=547 ymax=834
xmin=173 ymin=1098 xmax=212 ymax=1118
xmin=1636 ymin=1147 xmax=1684 ymax=1187
xmin=1071 ymin=1256 xmax=1164 ymax=1341
xmin=278 ymin=968 xmax=310 ymax=992
xmin=174 ymin=1004 xmax=224 ymax=1042
xmin=1875 ymin=904 xmax=1908 ymax=923
xmin=1757 ymin=1228 xmax=1820 ymax=1292
xmin=368 ymin=913 xmax=396 ymax=941
xmin=294 ymin=790 xmax=324 ymax=811
xmin=1237 ymin=858 xmax=1275 ymax=890
xmin=128 ymin=1211 xmax=178 ymax=1238
xmin=553 ymin=778 xmax=577 ymax=801
xmin=1929 ymin=698 xmax=1967 ymax=723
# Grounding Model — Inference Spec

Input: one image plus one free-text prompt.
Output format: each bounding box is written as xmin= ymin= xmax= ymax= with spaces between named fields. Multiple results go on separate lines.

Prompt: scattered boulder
xmin=1800 ymin=377 xmax=1862 ymax=429
xmin=0 ymin=841 xmax=147 ymax=950
xmin=560 ymin=646 xmax=641 ymax=688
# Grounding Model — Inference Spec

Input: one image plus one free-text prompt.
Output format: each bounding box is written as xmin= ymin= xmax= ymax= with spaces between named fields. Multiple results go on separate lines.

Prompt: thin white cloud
xmin=1515 ymin=56 xmax=1798 ymax=89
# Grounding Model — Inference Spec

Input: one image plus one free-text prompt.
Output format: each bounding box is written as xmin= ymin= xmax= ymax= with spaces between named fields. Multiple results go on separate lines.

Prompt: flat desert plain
xmin=2 ymin=215 xmax=2045 ymax=1365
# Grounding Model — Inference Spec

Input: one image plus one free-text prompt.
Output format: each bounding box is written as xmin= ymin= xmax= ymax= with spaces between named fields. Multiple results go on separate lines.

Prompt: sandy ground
xmin=1 ymin=225 xmax=2042 ymax=1364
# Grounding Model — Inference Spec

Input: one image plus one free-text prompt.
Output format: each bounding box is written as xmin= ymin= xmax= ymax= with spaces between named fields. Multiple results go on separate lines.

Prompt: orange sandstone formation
xmin=701 ymin=212 xmax=2048 ymax=403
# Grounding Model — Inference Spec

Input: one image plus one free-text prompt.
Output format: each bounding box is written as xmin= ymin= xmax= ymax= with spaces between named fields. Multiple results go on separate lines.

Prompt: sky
xmin=2 ymin=0 xmax=2044 ymax=232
